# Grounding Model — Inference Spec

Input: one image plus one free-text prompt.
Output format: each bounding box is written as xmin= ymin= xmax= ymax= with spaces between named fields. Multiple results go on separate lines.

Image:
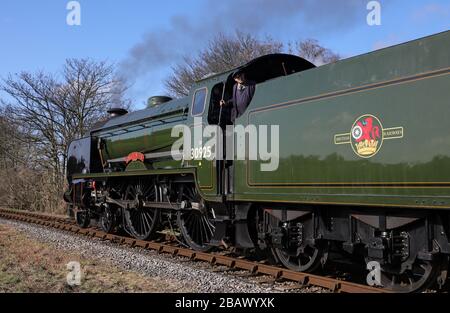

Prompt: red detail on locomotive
xmin=355 ymin=117 xmax=380 ymax=143
xmin=125 ymin=152 xmax=145 ymax=164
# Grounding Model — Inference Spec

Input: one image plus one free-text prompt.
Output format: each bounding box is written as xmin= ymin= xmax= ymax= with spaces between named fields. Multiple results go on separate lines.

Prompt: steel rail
xmin=0 ymin=208 xmax=387 ymax=293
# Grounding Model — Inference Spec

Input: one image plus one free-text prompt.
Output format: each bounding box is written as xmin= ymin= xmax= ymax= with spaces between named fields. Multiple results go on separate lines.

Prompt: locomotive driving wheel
xmin=272 ymin=216 xmax=327 ymax=273
xmin=365 ymin=221 xmax=445 ymax=293
xmin=177 ymin=185 xmax=216 ymax=252
xmin=372 ymin=258 xmax=442 ymax=293
xmin=99 ymin=204 xmax=117 ymax=234
xmin=274 ymin=244 xmax=326 ymax=273
xmin=123 ymin=181 xmax=160 ymax=240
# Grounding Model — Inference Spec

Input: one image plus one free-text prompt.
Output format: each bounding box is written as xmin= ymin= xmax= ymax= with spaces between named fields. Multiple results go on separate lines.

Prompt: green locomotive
xmin=65 ymin=31 xmax=450 ymax=292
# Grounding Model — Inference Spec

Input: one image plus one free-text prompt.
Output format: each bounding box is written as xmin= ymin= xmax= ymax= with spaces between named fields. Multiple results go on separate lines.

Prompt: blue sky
xmin=0 ymin=0 xmax=449 ymax=109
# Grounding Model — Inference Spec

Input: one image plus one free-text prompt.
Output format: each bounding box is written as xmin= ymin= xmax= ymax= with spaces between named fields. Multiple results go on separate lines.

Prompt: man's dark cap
xmin=232 ymin=71 xmax=244 ymax=79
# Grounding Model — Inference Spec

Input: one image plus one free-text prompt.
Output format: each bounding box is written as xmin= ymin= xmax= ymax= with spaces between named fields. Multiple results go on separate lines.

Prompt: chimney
xmin=147 ymin=96 xmax=173 ymax=108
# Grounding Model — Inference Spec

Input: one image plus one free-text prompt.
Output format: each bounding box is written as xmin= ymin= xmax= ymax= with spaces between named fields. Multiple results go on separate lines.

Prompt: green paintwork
xmin=98 ymin=115 xmax=186 ymax=161
xmin=79 ymin=31 xmax=450 ymax=210
xmin=183 ymin=70 xmax=236 ymax=196
xmin=231 ymin=31 xmax=450 ymax=209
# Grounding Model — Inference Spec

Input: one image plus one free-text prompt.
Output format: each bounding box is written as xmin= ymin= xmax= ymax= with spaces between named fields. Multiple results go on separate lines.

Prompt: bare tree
xmin=1 ymin=59 xmax=128 ymax=191
xmin=297 ymin=38 xmax=340 ymax=65
xmin=61 ymin=59 xmax=130 ymax=139
xmin=0 ymin=106 xmax=58 ymax=212
xmin=2 ymin=72 xmax=64 ymax=179
xmin=165 ymin=32 xmax=340 ymax=97
xmin=0 ymin=106 xmax=30 ymax=169
xmin=165 ymin=32 xmax=283 ymax=97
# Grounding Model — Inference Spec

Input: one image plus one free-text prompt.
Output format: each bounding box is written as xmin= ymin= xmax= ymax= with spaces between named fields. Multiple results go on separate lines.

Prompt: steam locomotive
xmin=65 ymin=31 xmax=450 ymax=292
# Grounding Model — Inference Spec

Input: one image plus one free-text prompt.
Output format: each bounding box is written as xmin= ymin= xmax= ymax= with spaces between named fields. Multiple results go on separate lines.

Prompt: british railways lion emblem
xmin=334 ymin=114 xmax=403 ymax=158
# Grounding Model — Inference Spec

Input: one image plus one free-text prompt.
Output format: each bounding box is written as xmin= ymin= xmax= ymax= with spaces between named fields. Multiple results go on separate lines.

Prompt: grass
xmin=0 ymin=224 xmax=192 ymax=293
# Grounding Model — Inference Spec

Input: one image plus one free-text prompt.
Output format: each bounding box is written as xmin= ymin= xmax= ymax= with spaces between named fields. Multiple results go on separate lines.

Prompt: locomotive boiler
xmin=65 ymin=31 xmax=450 ymax=292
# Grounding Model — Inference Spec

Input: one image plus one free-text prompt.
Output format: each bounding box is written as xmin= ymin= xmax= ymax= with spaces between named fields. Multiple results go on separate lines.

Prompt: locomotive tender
xmin=65 ymin=31 xmax=450 ymax=292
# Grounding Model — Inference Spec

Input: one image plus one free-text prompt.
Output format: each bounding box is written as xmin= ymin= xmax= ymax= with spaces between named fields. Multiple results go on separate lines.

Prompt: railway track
xmin=0 ymin=208 xmax=387 ymax=293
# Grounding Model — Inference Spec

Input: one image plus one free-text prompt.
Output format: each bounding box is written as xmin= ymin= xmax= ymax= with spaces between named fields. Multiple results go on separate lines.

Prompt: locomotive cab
xmin=207 ymin=53 xmax=315 ymax=126
xmin=186 ymin=54 xmax=316 ymax=199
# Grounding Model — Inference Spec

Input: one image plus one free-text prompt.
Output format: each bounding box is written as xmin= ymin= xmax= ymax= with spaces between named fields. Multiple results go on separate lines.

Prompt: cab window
xmin=191 ymin=88 xmax=207 ymax=116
